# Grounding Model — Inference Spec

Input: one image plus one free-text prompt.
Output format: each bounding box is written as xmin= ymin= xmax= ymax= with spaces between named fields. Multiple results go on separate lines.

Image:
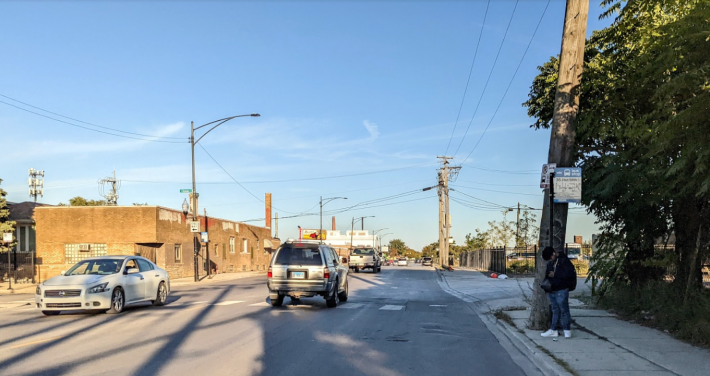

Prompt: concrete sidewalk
xmin=170 ymin=270 xmax=265 ymax=287
xmin=0 ymin=283 xmax=37 ymax=295
xmin=438 ymin=268 xmax=710 ymax=376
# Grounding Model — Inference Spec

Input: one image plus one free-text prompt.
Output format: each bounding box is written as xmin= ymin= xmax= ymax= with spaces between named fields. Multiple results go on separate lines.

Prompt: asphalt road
xmin=0 ymin=264 xmax=536 ymax=376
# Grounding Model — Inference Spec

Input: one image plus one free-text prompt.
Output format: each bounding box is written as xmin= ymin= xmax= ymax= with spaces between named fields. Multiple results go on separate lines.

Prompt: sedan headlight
xmin=36 ymin=285 xmax=41 ymax=295
xmin=87 ymin=283 xmax=110 ymax=294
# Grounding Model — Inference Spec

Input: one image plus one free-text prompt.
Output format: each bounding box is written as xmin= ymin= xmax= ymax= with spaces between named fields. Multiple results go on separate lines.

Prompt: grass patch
xmin=493 ymin=309 xmax=519 ymax=330
xmin=596 ymin=280 xmax=710 ymax=348
xmin=536 ymin=344 xmax=580 ymax=376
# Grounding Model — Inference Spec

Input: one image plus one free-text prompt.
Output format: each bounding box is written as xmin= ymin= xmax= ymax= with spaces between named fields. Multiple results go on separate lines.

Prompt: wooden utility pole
xmin=438 ymin=166 xmax=446 ymax=266
xmin=436 ymin=156 xmax=459 ymax=267
xmin=528 ymin=0 xmax=589 ymax=330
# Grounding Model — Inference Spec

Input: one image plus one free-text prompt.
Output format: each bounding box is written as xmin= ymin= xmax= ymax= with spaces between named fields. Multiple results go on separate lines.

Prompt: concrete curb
xmin=435 ymin=269 xmax=572 ymax=376
xmin=170 ymin=271 xmax=265 ymax=287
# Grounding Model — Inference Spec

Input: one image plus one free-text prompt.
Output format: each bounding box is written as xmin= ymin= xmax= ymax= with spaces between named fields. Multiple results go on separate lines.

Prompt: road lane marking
xmin=336 ymin=303 xmax=364 ymax=309
xmin=379 ymin=305 xmax=405 ymax=311
xmin=248 ymin=302 xmax=270 ymax=307
xmin=186 ymin=301 xmax=209 ymax=305
xmin=429 ymin=304 xmax=447 ymax=307
xmin=213 ymin=301 xmax=244 ymax=306
xmin=6 ymin=335 xmax=65 ymax=350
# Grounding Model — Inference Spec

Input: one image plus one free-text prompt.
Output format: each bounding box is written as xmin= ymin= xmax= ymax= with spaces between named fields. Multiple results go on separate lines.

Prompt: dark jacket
xmin=546 ymin=252 xmax=577 ymax=291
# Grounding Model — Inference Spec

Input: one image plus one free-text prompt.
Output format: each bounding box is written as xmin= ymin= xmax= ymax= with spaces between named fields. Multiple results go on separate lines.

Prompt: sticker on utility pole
xmin=190 ymin=221 xmax=200 ymax=233
xmin=540 ymin=163 xmax=557 ymax=188
xmin=2 ymin=233 xmax=13 ymax=243
xmin=200 ymin=232 xmax=209 ymax=243
xmin=553 ymin=167 xmax=582 ymax=203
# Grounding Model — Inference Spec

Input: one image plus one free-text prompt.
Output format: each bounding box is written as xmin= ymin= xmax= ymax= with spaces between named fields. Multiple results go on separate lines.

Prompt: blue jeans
xmin=548 ymin=289 xmax=571 ymax=331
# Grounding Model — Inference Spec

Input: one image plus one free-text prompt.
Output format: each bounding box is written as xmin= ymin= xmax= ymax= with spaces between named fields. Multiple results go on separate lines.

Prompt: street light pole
xmin=190 ymin=114 xmax=260 ymax=282
xmin=350 ymin=216 xmax=374 ymax=250
xmin=320 ymin=196 xmax=347 ymax=244
xmin=372 ymin=228 xmax=388 ymax=249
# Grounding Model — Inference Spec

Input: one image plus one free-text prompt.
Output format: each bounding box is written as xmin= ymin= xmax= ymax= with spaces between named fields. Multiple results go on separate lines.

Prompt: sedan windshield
xmin=352 ymin=248 xmax=375 ymax=255
xmin=65 ymin=259 xmax=123 ymax=276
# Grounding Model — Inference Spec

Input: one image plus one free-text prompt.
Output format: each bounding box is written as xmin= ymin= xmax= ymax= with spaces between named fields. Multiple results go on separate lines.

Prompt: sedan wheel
xmin=152 ymin=282 xmax=167 ymax=306
xmin=107 ymin=288 xmax=124 ymax=314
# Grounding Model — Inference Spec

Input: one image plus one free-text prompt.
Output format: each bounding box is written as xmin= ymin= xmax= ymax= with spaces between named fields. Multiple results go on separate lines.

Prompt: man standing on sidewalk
xmin=540 ymin=246 xmax=577 ymax=338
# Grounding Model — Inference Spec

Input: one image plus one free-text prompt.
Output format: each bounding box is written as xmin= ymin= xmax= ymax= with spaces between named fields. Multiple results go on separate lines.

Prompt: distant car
xmin=397 ymin=258 xmax=408 ymax=266
xmin=267 ymin=241 xmax=348 ymax=308
xmin=422 ymin=257 xmax=433 ymax=266
xmin=35 ymin=256 xmax=170 ymax=316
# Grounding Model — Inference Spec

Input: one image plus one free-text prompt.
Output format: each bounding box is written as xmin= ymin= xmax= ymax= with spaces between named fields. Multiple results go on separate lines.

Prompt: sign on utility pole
xmin=190 ymin=221 xmax=200 ymax=233
xmin=2 ymin=233 xmax=12 ymax=244
xmin=180 ymin=189 xmax=192 ymax=193
xmin=540 ymin=163 xmax=556 ymax=189
xmin=553 ymin=167 xmax=582 ymax=203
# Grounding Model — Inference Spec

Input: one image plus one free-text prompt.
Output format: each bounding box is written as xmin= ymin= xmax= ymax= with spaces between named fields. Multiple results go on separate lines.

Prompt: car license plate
xmin=291 ymin=272 xmax=305 ymax=279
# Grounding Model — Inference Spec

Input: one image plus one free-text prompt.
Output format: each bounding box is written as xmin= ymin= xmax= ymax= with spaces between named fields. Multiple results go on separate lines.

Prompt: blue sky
xmin=0 ymin=1 xmax=613 ymax=250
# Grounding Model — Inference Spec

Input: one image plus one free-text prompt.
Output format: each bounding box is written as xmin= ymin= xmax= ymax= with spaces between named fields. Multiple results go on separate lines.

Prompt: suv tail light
xmin=267 ymin=266 xmax=272 ymax=278
xmin=324 ymin=267 xmax=330 ymax=280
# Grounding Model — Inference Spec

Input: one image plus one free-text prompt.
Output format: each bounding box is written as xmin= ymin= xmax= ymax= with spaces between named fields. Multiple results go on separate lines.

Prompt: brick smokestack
xmin=332 ymin=216 xmax=336 ymax=231
xmin=265 ymin=193 xmax=272 ymax=229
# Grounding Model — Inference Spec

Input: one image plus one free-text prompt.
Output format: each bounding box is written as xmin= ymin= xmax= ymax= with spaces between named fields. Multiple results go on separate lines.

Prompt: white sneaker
xmin=564 ymin=330 xmax=572 ymax=338
xmin=541 ymin=329 xmax=558 ymax=337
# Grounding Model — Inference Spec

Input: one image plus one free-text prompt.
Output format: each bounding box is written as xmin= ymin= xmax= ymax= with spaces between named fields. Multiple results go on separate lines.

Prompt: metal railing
xmin=0 ymin=251 xmax=36 ymax=284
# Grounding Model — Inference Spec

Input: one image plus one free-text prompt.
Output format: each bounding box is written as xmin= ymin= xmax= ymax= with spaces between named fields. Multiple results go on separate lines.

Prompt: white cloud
xmin=363 ymin=120 xmax=379 ymax=140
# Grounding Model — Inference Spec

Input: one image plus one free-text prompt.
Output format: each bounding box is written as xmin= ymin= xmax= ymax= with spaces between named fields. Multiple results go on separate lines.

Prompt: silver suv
xmin=267 ymin=241 xmax=349 ymax=308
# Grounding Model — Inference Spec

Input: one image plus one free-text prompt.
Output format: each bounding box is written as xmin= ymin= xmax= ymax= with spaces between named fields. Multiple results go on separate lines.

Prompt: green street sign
xmin=180 ymin=189 xmax=192 ymax=193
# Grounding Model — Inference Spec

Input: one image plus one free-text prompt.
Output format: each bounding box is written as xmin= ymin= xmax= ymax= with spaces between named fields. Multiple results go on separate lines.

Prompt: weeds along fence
xmin=459 ymin=245 xmax=592 ymax=277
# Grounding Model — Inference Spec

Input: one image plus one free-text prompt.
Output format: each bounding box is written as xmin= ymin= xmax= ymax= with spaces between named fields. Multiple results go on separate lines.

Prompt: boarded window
xmin=175 ymin=244 xmax=182 ymax=262
xmin=229 ymin=237 xmax=235 ymax=254
xmin=65 ymin=244 xmax=108 ymax=264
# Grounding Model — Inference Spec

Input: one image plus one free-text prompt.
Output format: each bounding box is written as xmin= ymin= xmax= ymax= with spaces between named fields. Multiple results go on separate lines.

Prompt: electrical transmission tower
xmin=28 ymin=168 xmax=45 ymax=202
xmin=98 ymin=171 xmax=121 ymax=205
xmin=436 ymin=156 xmax=460 ymax=267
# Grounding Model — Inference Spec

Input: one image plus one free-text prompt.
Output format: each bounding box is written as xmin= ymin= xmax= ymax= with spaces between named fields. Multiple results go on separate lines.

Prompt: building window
xmin=229 ymin=237 xmax=235 ymax=254
xmin=215 ymin=244 xmax=219 ymax=257
xmin=242 ymin=239 xmax=248 ymax=254
xmin=175 ymin=244 xmax=182 ymax=262
xmin=222 ymin=244 xmax=227 ymax=259
xmin=64 ymin=244 xmax=107 ymax=264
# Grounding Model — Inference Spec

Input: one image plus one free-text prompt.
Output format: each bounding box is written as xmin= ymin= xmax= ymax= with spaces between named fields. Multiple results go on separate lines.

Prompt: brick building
xmin=34 ymin=206 xmax=277 ymax=281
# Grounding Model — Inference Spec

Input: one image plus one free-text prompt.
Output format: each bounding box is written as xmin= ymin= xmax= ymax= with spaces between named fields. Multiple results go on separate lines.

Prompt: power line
xmin=468 ymin=166 xmax=539 ymax=175
xmin=122 ymin=163 xmax=436 ymax=185
xmin=452 ymin=0 xmax=520 ymax=158
xmin=0 ymin=94 xmax=186 ymax=141
xmin=0 ymin=99 xmax=186 ymax=144
xmin=461 ymin=0 xmax=552 ymax=164
xmin=197 ymin=144 xmax=300 ymax=215
xmin=444 ymin=0 xmax=491 ymax=155
xmin=450 ymin=184 xmax=540 ymax=197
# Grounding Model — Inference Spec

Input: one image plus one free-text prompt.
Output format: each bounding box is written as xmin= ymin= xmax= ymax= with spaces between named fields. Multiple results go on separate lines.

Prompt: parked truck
xmin=349 ymin=247 xmax=381 ymax=273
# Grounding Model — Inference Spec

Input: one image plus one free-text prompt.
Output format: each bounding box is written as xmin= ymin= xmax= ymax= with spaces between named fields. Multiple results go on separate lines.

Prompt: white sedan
xmin=35 ymin=256 xmax=170 ymax=316
xmin=397 ymin=258 xmax=408 ymax=266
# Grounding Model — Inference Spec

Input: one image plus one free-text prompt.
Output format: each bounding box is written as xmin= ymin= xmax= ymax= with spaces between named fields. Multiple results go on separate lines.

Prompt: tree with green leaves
xmin=0 ymin=179 xmax=16 ymax=253
xmin=487 ymin=210 xmax=516 ymax=248
xmin=421 ymin=242 xmax=439 ymax=257
xmin=59 ymin=196 xmax=107 ymax=206
xmin=524 ymin=0 xmax=710 ymax=302
xmin=388 ymin=239 xmax=406 ymax=257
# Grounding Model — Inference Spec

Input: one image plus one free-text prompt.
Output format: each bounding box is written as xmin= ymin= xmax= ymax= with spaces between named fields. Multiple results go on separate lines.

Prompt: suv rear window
xmin=423 ymin=257 xmax=432 ymax=261
xmin=352 ymin=248 xmax=375 ymax=255
xmin=274 ymin=247 xmax=323 ymax=266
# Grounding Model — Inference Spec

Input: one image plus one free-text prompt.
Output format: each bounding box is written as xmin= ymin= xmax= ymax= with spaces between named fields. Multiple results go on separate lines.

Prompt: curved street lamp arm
xmin=194 ymin=114 xmax=260 ymax=144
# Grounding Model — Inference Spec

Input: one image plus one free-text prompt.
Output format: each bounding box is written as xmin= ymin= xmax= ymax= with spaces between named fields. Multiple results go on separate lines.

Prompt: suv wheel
xmin=325 ymin=280 xmax=338 ymax=308
xmin=337 ymin=280 xmax=348 ymax=302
